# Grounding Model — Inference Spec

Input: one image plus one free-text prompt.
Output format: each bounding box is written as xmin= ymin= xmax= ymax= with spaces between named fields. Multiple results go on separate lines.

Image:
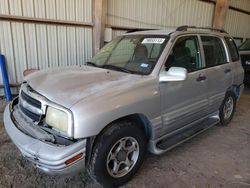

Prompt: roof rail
xmin=176 ymin=25 xmax=228 ymax=34
xmin=126 ymin=28 xmax=157 ymax=33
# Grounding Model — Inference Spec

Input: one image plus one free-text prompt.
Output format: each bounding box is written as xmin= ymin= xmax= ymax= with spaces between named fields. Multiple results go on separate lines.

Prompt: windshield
xmin=239 ymin=39 xmax=250 ymax=51
xmin=89 ymin=35 xmax=169 ymax=75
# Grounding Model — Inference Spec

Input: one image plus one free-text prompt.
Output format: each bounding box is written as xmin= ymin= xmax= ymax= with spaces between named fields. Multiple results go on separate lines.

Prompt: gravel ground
xmin=0 ymin=87 xmax=250 ymax=188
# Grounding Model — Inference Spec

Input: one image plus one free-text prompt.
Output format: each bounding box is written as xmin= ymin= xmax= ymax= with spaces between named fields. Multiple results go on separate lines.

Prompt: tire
xmin=88 ymin=121 xmax=147 ymax=188
xmin=219 ymin=92 xmax=236 ymax=126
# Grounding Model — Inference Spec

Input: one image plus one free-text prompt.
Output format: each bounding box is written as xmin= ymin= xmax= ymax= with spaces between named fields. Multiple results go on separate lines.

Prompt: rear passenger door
xmin=224 ymin=37 xmax=243 ymax=85
xmin=200 ymin=36 xmax=233 ymax=114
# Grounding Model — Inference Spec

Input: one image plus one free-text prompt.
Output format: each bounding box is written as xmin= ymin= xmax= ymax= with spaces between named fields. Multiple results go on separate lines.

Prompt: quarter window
xmin=165 ymin=36 xmax=202 ymax=72
xmin=225 ymin=37 xmax=240 ymax=62
xmin=201 ymin=36 xmax=227 ymax=67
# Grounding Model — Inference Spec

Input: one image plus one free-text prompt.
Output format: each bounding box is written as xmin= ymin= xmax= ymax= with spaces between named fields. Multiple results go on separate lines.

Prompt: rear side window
xmin=225 ymin=37 xmax=240 ymax=62
xmin=201 ymin=36 xmax=227 ymax=67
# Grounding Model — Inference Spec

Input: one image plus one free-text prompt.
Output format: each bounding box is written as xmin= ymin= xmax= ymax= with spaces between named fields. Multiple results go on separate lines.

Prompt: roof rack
xmin=176 ymin=25 xmax=228 ymax=34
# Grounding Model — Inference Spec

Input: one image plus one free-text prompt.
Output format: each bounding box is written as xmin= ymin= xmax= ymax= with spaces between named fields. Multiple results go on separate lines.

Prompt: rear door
xmin=225 ymin=37 xmax=244 ymax=84
xmin=200 ymin=36 xmax=233 ymax=114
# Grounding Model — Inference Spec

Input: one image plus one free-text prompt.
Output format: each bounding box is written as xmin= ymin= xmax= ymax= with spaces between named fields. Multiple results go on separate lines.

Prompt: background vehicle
xmin=239 ymin=39 xmax=250 ymax=83
xmin=4 ymin=26 xmax=244 ymax=187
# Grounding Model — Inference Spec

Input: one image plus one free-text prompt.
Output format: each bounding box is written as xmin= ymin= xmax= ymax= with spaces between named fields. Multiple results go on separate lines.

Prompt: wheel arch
xmin=226 ymin=85 xmax=241 ymax=99
xmin=85 ymin=113 xmax=152 ymax=166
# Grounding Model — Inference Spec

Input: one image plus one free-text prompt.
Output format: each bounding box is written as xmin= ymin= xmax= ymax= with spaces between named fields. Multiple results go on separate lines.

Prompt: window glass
xmin=144 ymin=44 xmax=161 ymax=59
xmin=91 ymin=38 xmax=119 ymax=65
xmin=91 ymin=35 xmax=168 ymax=75
xmin=165 ymin=36 xmax=202 ymax=72
xmin=239 ymin=39 xmax=250 ymax=50
xmin=201 ymin=36 xmax=227 ymax=67
xmin=225 ymin=37 xmax=240 ymax=62
xmin=108 ymin=38 xmax=137 ymax=66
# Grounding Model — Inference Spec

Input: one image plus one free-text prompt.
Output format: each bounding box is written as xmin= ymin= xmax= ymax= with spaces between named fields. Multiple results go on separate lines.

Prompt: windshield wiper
xmin=102 ymin=64 xmax=133 ymax=74
xmin=86 ymin=61 xmax=98 ymax=67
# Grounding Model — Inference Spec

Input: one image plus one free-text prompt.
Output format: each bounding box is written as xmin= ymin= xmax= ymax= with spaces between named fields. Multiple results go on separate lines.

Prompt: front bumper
xmin=4 ymin=102 xmax=87 ymax=175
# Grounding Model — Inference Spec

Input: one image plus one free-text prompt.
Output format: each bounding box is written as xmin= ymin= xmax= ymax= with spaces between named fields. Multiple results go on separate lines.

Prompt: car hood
xmin=25 ymin=66 xmax=143 ymax=108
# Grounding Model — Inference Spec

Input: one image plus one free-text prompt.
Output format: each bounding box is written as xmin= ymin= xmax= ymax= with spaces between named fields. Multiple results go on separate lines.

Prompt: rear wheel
xmin=88 ymin=121 xmax=147 ymax=188
xmin=219 ymin=92 xmax=236 ymax=126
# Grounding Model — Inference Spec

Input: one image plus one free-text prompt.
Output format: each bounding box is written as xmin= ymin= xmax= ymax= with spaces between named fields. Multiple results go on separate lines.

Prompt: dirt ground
xmin=0 ymin=87 xmax=250 ymax=188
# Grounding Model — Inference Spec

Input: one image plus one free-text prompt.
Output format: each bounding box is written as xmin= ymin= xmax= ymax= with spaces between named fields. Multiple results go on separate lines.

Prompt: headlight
xmin=45 ymin=106 xmax=69 ymax=135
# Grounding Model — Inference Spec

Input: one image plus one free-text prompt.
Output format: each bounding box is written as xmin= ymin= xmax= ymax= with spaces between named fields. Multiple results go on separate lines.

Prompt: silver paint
xmin=4 ymin=29 xmax=245 ymax=175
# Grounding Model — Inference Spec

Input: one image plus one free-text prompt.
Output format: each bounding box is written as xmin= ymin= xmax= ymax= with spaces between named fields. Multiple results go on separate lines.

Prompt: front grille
xmin=19 ymin=87 xmax=42 ymax=121
xmin=19 ymin=104 xmax=41 ymax=121
xmin=21 ymin=91 xmax=41 ymax=108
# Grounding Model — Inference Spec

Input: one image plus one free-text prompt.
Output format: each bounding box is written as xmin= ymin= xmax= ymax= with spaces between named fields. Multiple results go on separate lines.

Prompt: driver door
xmin=160 ymin=35 xmax=209 ymax=133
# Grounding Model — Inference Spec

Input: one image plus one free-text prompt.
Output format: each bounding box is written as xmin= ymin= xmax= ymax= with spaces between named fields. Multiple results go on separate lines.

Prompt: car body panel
xmin=71 ymin=75 xmax=162 ymax=138
xmin=159 ymin=34 xmax=209 ymax=134
xmin=26 ymin=66 xmax=144 ymax=109
xmin=4 ymin=102 xmax=86 ymax=175
xmin=160 ymin=69 xmax=209 ymax=134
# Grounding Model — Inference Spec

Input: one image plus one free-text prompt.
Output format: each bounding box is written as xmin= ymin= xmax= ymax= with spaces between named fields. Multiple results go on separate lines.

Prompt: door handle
xmin=196 ymin=75 xmax=206 ymax=82
xmin=224 ymin=68 xmax=231 ymax=73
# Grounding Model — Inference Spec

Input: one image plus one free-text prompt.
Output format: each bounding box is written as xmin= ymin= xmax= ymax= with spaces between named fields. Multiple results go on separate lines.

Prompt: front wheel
xmin=88 ymin=121 xmax=147 ymax=188
xmin=219 ymin=92 xmax=236 ymax=126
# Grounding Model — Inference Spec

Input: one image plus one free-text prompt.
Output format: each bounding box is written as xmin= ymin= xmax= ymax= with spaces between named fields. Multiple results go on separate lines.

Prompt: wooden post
xmin=93 ymin=0 xmax=107 ymax=55
xmin=213 ymin=0 xmax=230 ymax=29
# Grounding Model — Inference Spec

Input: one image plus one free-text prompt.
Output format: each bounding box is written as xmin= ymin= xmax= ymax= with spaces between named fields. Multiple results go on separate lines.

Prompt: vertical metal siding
xmin=224 ymin=9 xmax=250 ymax=39
xmin=112 ymin=30 xmax=127 ymax=39
xmin=0 ymin=0 xmax=93 ymax=91
xmin=108 ymin=0 xmax=215 ymax=38
xmin=230 ymin=0 xmax=250 ymax=13
xmin=108 ymin=0 xmax=250 ymax=39
xmin=1 ymin=0 xmax=92 ymax=22
xmin=225 ymin=0 xmax=250 ymax=39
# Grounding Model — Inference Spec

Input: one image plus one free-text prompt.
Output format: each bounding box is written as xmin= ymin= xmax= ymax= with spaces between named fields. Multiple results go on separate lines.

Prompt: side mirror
xmin=159 ymin=67 xmax=187 ymax=82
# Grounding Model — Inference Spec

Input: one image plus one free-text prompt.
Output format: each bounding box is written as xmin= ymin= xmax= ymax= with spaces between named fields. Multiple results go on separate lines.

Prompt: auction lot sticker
xmin=142 ymin=38 xmax=165 ymax=44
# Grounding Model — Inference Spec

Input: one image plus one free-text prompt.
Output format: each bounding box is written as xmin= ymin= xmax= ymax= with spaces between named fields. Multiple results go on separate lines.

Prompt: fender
xmin=70 ymin=78 xmax=161 ymax=138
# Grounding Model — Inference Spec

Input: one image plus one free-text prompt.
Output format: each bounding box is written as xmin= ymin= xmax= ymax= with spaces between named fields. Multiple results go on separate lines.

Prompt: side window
xmin=201 ymin=36 xmax=227 ymax=67
xmin=165 ymin=36 xmax=202 ymax=72
xmin=225 ymin=37 xmax=240 ymax=62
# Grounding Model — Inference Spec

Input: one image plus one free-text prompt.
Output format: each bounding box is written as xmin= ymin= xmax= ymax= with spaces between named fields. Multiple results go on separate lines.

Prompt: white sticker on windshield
xmin=142 ymin=38 xmax=165 ymax=44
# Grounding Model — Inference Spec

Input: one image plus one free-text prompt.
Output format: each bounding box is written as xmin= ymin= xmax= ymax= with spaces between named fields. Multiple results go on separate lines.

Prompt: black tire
xmin=88 ymin=121 xmax=147 ymax=188
xmin=219 ymin=92 xmax=236 ymax=126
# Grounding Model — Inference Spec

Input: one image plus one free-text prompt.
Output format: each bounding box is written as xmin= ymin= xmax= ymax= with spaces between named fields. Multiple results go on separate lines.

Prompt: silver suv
xmin=4 ymin=26 xmax=244 ymax=187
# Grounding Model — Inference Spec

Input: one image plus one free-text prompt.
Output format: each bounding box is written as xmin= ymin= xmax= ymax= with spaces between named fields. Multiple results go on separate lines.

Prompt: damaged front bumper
xmin=4 ymin=100 xmax=87 ymax=175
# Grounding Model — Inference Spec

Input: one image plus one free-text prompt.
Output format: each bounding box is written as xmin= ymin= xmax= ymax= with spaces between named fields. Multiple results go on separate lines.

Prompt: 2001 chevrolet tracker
xmin=4 ymin=26 xmax=244 ymax=187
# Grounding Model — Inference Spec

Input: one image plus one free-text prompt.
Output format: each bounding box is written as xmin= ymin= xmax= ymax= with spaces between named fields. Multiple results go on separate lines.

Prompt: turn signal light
xmin=65 ymin=153 xmax=83 ymax=165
